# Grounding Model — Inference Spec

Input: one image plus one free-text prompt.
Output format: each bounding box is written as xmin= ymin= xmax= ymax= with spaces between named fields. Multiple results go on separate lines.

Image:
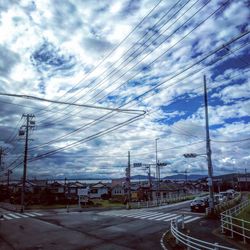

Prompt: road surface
xmin=0 ymin=200 xmax=203 ymax=250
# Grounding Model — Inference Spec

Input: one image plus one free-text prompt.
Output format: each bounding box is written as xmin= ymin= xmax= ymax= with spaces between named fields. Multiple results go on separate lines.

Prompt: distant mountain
xmin=130 ymin=175 xmax=156 ymax=180
xmin=163 ymin=174 xmax=207 ymax=181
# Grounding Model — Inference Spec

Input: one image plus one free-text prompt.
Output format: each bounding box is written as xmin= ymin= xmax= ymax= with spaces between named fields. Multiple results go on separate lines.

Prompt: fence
xmin=221 ymin=199 xmax=250 ymax=244
xmin=129 ymin=194 xmax=192 ymax=209
xmin=171 ymin=217 xmax=236 ymax=250
xmin=214 ymin=193 xmax=242 ymax=214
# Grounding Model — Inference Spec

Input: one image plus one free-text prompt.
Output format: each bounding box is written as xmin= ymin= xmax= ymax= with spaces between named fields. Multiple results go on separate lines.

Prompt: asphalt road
xmin=0 ymin=200 xmax=203 ymax=250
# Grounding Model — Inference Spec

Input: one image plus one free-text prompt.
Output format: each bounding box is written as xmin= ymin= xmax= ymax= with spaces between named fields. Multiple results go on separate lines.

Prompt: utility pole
xmin=20 ymin=114 xmax=35 ymax=213
xmin=7 ymin=169 xmax=12 ymax=190
xmin=245 ymin=168 xmax=248 ymax=191
xmin=148 ymin=165 xmax=152 ymax=200
xmin=155 ymin=138 xmax=160 ymax=204
xmin=125 ymin=151 xmax=131 ymax=208
xmin=0 ymin=147 xmax=6 ymax=170
xmin=204 ymin=75 xmax=215 ymax=214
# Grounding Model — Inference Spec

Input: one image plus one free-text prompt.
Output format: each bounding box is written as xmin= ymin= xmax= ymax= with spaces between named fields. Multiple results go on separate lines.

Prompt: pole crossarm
xmin=0 ymin=92 xmax=146 ymax=115
xmin=183 ymin=153 xmax=206 ymax=158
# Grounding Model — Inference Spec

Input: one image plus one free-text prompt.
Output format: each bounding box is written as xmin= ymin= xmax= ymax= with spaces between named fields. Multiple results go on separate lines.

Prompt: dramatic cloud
xmin=0 ymin=0 xmax=249 ymax=180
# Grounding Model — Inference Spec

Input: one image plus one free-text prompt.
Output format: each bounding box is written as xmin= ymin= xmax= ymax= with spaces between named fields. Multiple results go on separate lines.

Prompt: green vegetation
xmin=247 ymin=193 xmax=250 ymax=200
xmin=93 ymin=199 xmax=125 ymax=208
xmin=235 ymin=204 xmax=250 ymax=229
xmin=26 ymin=204 xmax=78 ymax=210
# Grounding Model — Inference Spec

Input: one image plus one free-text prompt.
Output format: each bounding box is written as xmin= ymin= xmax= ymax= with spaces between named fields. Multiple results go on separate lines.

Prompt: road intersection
xmin=0 ymin=201 xmax=203 ymax=249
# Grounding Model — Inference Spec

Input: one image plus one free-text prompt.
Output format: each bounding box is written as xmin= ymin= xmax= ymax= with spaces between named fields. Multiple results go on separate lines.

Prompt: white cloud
xmin=0 ymin=0 xmax=249 ymax=179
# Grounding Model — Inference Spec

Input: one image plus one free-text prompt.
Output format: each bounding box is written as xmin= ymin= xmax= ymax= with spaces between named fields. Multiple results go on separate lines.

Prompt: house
xmin=151 ymin=181 xmax=186 ymax=200
xmin=13 ymin=180 xmax=37 ymax=193
xmin=48 ymin=181 xmax=65 ymax=194
xmin=66 ymin=181 xmax=87 ymax=199
xmin=111 ymin=178 xmax=125 ymax=187
xmin=111 ymin=184 xmax=126 ymax=198
xmin=237 ymin=176 xmax=250 ymax=191
xmin=43 ymin=181 xmax=66 ymax=203
xmin=89 ymin=182 xmax=109 ymax=199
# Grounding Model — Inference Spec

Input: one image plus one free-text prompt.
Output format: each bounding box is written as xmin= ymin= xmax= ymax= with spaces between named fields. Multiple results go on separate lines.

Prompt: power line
xmin=26 ymin=31 xmax=250 ymax=152
xmin=0 ymin=92 xmax=146 ymax=115
xmin=211 ymin=138 xmax=250 ymax=143
xmin=35 ymin=0 xmax=164 ymax=117
xmin=37 ymin=0 xmax=200 ymax=125
xmin=31 ymin=2 xmax=236 ymax=147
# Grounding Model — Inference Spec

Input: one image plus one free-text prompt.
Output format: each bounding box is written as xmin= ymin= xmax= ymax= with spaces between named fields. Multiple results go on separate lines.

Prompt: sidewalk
xmin=0 ymin=202 xmax=20 ymax=212
xmin=164 ymin=217 xmax=249 ymax=250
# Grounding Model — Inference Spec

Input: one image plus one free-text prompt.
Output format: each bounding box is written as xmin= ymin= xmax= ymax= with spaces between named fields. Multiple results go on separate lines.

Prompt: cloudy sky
xmin=0 ymin=0 xmax=249 ymax=180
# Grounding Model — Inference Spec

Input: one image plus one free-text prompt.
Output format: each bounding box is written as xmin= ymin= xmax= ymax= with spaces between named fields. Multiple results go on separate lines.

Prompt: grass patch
xmin=236 ymin=204 xmax=250 ymax=230
xmin=26 ymin=204 xmax=78 ymax=210
xmin=93 ymin=199 xmax=125 ymax=208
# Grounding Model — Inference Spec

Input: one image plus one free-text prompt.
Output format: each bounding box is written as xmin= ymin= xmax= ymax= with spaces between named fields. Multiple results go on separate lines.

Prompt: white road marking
xmin=99 ymin=209 xmax=201 ymax=225
xmin=7 ymin=213 xmax=21 ymax=219
xmin=30 ymin=212 xmax=42 ymax=216
xmin=3 ymin=214 xmax=13 ymax=220
xmin=117 ymin=212 xmax=147 ymax=217
xmin=23 ymin=213 xmax=36 ymax=217
xmin=132 ymin=212 xmax=164 ymax=219
xmin=163 ymin=215 xmax=180 ymax=222
xmin=0 ymin=211 xmax=42 ymax=221
xmin=154 ymin=213 xmax=176 ymax=221
xmin=16 ymin=213 xmax=29 ymax=218
xmin=139 ymin=213 xmax=167 ymax=220
xmin=184 ymin=216 xmax=201 ymax=223
xmin=183 ymin=215 xmax=193 ymax=221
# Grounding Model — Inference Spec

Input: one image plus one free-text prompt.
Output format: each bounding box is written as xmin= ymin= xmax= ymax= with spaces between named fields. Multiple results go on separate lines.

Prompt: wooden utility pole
xmin=20 ymin=114 xmax=35 ymax=213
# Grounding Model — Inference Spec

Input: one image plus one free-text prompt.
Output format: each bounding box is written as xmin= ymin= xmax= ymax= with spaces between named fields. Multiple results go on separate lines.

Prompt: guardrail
xmin=129 ymin=194 xmax=193 ymax=209
xmin=221 ymin=199 xmax=250 ymax=244
xmin=214 ymin=193 xmax=242 ymax=214
xmin=171 ymin=218 xmax=236 ymax=250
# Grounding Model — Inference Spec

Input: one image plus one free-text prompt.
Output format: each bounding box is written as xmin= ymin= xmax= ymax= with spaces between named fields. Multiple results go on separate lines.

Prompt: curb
xmin=160 ymin=229 xmax=169 ymax=250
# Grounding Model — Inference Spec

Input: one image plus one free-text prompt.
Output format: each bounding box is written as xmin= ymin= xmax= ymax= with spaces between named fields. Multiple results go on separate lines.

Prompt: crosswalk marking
xmin=24 ymin=212 xmax=36 ymax=217
xmin=154 ymin=214 xmax=176 ymax=221
xmin=3 ymin=214 xmax=12 ymax=220
xmin=0 ymin=212 xmax=43 ymax=221
xmin=141 ymin=213 xmax=166 ymax=220
xmin=31 ymin=212 xmax=43 ymax=216
xmin=99 ymin=210 xmax=201 ymax=224
xmin=163 ymin=215 xmax=180 ymax=222
xmin=132 ymin=212 xmax=164 ymax=219
xmin=184 ymin=216 xmax=200 ymax=223
xmin=7 ymin=213 xmax=20 ymax=219
xmin=120 ymin=211 xmax=151 ymax=217
xmin=16 ymin=213 xmax=29 ymax=218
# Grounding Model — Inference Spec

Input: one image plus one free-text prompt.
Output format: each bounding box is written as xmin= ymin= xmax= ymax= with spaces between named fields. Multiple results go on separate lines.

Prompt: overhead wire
xmin=36 ymin=0 xmax=200 ymax=125
xmin=4 ymin=30 xmax=249 ymax=174
xmin=2 ymin=0 xmax=249 ymax=176
xmin=28 ymin=1 xmax=232 ymax=150
xmin=26 ymin=30 xmax=250 ymax=152
xmin=34 ymin=0 xmax=164 ymax=117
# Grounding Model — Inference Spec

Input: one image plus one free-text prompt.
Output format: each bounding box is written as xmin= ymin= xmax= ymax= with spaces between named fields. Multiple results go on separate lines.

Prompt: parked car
xmin=190 ymin=196 xmax=209 ymax=212
xmin=219 ymin=191 xmax=235 ymax=201
xmin=226 ymin=189 xmax=236 ymax=199
xmin=214 ymin=194 xmax=227 ymax=204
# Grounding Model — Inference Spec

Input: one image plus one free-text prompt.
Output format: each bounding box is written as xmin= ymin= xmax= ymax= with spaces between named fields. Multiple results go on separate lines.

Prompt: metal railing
xmin=129 ymin=194 xmax=192 ymax=209
xmin=171 ymin=218 xmax=236 ymax=250
xmin=214 ymin=193 xmax=242 ymax=214
xmin=221 ymin=199 xmax=250 ymax=244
